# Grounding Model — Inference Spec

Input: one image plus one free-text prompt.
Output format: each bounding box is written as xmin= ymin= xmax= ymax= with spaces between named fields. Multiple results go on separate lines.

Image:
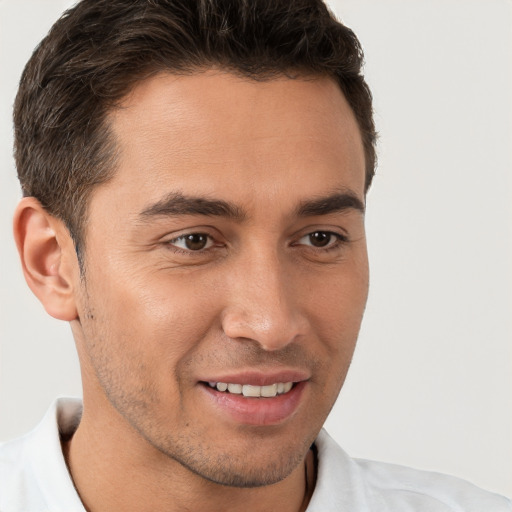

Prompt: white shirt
xmin=0 ymin=398 xmax=510 ymax=511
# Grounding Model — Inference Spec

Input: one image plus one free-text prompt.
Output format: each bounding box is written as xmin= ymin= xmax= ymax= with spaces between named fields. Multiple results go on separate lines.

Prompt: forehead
xmin=100 ymin=71 xmax=365 ymax=214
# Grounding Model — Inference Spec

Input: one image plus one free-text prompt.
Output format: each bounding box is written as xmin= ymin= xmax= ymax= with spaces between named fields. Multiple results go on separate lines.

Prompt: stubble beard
xmin=159 ymin=431 xmax=312 ymax=488
xmin=106 ymin=391 xmax=317 ymax=489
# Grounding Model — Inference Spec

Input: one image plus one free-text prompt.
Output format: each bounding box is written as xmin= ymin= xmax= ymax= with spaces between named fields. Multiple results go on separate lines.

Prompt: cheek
xmin=76 ymin=278 xmax=219 ymax=422
xmin=310 ymin=260 xmax=368 ymax=332
xmin=307 ymin=261 xmax=368 ymax=382
xmin=88 ymin=257 xmax=218 ymax=334
xmin=77 ymin=263 xmax=221 ymax=384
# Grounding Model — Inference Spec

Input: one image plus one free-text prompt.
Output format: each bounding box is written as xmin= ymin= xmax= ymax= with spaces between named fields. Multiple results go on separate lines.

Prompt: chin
xmin=184 ymin=449 xmax=306 ymax=488
xmin=156 ymin=427 xmax=314 ymax=489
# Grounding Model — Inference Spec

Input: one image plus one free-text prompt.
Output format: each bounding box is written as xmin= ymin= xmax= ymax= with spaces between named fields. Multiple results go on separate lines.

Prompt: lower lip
xmin=200 ymin=381 xmax=307 ymax=426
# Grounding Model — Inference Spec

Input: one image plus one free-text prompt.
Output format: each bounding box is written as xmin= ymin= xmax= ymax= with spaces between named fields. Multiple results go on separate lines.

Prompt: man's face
xmin=72 ymin=71 xmax=368 ymax=487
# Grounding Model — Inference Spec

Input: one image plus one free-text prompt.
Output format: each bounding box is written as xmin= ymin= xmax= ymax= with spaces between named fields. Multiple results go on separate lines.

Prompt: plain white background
xmin=1 ymin=0 xmax=511 ymax=499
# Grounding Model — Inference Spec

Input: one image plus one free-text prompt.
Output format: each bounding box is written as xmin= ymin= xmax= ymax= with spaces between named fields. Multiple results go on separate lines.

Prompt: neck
xmin=63 ymin=400 xmax=316 ymax=512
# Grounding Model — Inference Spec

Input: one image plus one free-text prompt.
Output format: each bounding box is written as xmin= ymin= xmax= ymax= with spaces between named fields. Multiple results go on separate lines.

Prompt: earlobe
xmin=13 ymin=197 xmax=79 ymax=322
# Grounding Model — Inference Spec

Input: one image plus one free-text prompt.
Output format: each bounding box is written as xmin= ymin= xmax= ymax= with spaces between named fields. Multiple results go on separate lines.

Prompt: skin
xmin=15 ymin=71 xmax=369 ymax=512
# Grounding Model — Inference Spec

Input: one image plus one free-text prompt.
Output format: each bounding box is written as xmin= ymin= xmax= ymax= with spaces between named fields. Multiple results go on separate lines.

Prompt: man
xmin=0 ymin=0 xmax=510 ymax=511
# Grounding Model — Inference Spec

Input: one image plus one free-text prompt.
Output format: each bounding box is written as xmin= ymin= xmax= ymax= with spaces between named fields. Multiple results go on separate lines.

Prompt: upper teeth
xmin=208 ymin=381 xmax=293 ymax=397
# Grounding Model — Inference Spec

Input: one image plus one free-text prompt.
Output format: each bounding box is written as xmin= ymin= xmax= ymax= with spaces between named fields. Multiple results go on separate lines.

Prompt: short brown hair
xmin=14 ymin=0 xmax=376 ymax=255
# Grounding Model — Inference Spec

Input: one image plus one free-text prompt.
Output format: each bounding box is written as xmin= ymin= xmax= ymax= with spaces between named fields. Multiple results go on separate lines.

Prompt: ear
xmin=13 ymin=197 xmax=79 ymax=321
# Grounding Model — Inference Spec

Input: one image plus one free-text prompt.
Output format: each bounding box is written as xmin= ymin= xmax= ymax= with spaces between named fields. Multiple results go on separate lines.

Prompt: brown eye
xmin=296 ymin=230 xmax=346 ymax=250
xmin=169 ymin=233 xmax=213 ymax=251
xmin=184 ymin=234 xmax=208 ymax=250
xmin=308 ymin=231 xmax=332 ymax=247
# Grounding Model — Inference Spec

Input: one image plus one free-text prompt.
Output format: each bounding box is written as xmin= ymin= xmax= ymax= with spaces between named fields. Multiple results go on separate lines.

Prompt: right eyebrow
xmin=138 ymin=192 xmax=247 ymax=222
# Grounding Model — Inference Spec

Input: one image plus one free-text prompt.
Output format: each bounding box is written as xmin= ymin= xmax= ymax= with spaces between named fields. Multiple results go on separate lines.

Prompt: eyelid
xmin=160 ymin=225 xmax=219 ymax=242
xmin=292 ymin=224 xmax=348 ymax=240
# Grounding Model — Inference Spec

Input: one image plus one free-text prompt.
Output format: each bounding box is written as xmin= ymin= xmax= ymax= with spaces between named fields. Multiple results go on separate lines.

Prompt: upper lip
xmin=200 ymin=369 xmax=310 ymax=387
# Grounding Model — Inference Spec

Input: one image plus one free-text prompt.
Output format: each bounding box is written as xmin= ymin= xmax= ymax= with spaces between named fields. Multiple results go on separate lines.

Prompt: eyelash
xmin=165 ymin=230 xmax=348 ymax=255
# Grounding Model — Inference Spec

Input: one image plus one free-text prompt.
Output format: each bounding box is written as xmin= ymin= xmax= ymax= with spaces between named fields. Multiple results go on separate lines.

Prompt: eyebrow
xmin=296 ymin=191 xmax=365 ymax=217
xmin=139 ymin=192 xmax=246 ymax=221
xmin=138 ymin=189 xmax=364 ymax=223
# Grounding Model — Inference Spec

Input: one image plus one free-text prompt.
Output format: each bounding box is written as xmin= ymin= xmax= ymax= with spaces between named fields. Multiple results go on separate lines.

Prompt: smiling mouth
xmin=205 ymin=381 xmax=295 ymax=398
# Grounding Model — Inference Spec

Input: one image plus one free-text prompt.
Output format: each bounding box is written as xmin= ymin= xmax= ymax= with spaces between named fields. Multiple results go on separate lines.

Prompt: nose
xmin=221 ymin=248 xmax=308 ymax=351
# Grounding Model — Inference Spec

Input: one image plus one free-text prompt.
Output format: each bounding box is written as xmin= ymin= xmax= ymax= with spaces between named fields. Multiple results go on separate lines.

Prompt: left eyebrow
xmin=295 ymin=191 xmax=365 ymax=217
